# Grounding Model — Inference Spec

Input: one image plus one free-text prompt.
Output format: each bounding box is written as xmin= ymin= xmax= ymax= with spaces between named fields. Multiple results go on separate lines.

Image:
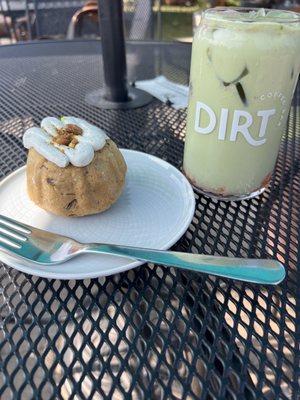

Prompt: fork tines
xmin=0 ymin=215 xmax=31 ymax=250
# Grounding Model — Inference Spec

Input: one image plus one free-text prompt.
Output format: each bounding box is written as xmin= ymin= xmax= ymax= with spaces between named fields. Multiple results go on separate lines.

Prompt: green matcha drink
xmin=183 ymin=8 xmax=300 ymax=200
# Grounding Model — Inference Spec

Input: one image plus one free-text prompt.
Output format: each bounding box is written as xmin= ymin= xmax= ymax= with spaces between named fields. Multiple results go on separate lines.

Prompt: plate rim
xmin=0 ymin=149 xmax=195 ymax=280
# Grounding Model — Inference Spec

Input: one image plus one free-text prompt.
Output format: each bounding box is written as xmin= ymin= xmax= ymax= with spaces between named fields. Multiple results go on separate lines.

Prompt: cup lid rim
xmin=203 ymin=7 xmax=300 ymax=24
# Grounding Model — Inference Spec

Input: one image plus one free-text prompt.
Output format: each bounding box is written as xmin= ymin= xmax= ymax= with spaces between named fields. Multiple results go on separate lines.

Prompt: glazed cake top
xmin=23 ymin=117 xmax=109 ymax=167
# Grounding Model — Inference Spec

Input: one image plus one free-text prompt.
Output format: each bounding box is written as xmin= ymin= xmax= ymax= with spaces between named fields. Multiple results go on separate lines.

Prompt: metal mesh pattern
xmin=0 ymin=41 xmax=299 ymax=400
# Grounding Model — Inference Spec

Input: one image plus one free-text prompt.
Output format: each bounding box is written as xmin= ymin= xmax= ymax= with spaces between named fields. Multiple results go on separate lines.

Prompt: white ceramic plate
xmin=0 ymin=150 xmax=195 ymax=280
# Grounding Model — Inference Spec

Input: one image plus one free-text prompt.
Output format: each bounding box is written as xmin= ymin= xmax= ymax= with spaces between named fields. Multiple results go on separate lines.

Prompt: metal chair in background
xmin=21 ymin=0 xmax=81 ymax=40
xmin=67 ymin=0 xmax=155 ymax=40
xmin=0 ymin=0 xmax=16 ymax=44
xmin=0 ymin=0 xmax=156 ymax=44
xmin=0 ymin=0 xmax=187 ymax=46
xmin=11 ymin=0 xmax=84 ymax=42
xmin=66 ymin=0 xmax=99 ymax=39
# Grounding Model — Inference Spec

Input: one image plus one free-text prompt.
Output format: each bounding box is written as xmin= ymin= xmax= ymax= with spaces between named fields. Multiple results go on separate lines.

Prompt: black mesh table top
xmin=0 ymin=40 xmax=299 ymax=400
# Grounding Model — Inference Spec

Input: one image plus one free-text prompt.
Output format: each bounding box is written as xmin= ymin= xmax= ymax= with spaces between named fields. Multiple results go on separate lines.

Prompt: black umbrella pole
xmin=86 ymin=0 xmax=152 ymax=109
xmin=98 ymin=0 xmax=128 ymax=102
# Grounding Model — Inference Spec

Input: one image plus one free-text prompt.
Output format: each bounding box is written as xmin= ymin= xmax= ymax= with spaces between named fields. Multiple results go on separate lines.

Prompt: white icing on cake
xmin=23 ymin=117 xmax=109 ymax=167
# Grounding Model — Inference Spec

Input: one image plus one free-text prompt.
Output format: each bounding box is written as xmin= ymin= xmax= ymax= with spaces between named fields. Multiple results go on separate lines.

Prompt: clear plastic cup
xmin=183 ymin=7 xmax=300 ymax=201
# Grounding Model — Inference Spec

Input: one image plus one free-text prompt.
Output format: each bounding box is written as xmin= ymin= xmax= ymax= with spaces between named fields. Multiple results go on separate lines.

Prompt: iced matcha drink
xmin=183 ymin=8 xmax=300 ymax=200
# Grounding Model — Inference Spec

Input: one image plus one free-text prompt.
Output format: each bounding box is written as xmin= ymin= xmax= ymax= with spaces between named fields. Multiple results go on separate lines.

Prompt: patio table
xmin=0 ymin=40 xmax=298 ymax=400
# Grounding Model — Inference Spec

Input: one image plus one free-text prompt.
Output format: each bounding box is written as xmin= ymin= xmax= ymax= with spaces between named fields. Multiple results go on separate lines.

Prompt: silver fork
xmin=0 ymin=214 xmax=285 ymax=284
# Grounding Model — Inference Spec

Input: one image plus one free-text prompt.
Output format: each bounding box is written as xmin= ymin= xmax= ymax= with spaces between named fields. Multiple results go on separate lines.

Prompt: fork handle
xmin=86 ymin=244 xmax=285 ymax=285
